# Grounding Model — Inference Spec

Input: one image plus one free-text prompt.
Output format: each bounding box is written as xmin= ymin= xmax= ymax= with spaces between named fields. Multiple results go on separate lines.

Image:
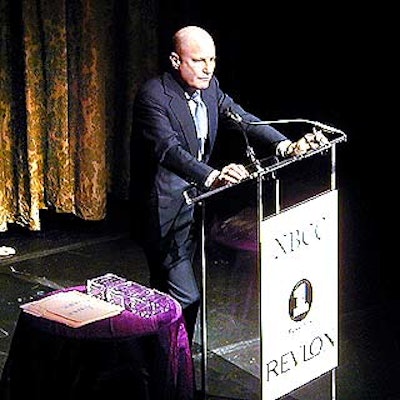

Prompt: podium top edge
xmin=184 ymin=134 xmax=346 ymax=205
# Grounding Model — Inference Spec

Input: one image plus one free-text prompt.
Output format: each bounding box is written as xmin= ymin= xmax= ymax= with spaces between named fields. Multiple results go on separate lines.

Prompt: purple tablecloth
xmin=0 ymin=286 xmax=194 ymax=400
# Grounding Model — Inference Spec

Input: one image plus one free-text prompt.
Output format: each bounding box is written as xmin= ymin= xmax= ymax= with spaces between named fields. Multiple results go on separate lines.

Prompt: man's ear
xmin=169 ymin=52 xmax=181 ymax=69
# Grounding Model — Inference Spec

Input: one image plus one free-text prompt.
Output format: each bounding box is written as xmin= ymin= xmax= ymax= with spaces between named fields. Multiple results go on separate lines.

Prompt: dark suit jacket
xmin=130 ymin=71 xmax=287 ymax=243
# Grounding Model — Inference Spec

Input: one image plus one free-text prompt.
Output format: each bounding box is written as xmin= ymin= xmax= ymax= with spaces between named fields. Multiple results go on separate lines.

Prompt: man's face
xmin=171 ymin=37 xmax=216 ymax=90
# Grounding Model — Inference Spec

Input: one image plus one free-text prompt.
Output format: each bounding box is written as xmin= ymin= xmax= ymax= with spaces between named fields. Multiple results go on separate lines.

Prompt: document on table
xmin=20 ymin=290 xmax=124 ymax=328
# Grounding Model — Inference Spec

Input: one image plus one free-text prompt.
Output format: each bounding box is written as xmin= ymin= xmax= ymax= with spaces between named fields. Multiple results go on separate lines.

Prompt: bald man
xmin=130 ymin=25 xmax=325 ymax=344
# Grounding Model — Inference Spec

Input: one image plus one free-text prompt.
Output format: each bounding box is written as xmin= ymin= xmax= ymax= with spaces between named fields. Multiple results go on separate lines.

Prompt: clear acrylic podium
xmin=185 ymin=127 xmax=347 ymax=400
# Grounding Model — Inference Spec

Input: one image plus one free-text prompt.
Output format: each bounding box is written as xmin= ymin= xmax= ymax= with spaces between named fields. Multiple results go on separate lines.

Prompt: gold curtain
xmin=0 ymin=0 xmax=159 ymax=231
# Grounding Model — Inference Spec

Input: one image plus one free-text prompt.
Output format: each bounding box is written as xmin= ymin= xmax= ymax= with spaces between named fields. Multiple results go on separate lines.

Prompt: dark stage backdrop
xmin=156 ymin=1 xmax=385 ymax=312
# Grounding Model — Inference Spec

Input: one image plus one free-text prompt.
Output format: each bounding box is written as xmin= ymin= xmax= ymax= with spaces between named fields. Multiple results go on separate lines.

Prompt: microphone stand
xmin=227 ymin=110 xmax=264 ymax=174
xmin=243 ymin=128 xmax=264 ymax=173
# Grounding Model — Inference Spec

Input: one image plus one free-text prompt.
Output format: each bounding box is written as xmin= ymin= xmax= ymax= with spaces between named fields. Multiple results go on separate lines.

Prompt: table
xmin=0 ymin=286 xmax=194 ymax=400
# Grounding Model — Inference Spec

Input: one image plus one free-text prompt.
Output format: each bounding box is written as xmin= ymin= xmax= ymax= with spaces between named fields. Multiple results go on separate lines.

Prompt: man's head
xmin=169 ymin=26 xmax=216 ymax=90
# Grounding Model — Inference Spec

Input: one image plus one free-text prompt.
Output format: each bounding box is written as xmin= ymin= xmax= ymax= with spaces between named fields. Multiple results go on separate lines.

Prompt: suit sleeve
xmin=214 ymin=79 xmax=288 ymax=153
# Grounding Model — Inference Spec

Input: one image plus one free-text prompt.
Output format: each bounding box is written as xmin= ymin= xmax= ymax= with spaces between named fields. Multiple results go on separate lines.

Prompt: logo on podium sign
xmin=289 ymin=279 xmax=312 ymax=321
xmin=260 ymin=190 xmax=338 ymax=400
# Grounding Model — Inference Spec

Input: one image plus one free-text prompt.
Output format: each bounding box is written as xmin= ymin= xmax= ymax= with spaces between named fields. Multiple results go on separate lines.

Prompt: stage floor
xmin=0 ymin=204 xmax=397 ymax=400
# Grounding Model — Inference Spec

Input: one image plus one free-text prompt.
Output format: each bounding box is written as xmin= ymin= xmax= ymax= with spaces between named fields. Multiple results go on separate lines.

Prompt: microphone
xmin=225 ymin=108 xmax=243 ymax=123
xmin=224 ymin=108 xmax=263 ymax=173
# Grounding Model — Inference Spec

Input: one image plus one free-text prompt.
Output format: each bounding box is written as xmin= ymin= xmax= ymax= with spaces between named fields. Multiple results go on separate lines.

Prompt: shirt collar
xmin=185 ymin=90 xmax=201 ymax=101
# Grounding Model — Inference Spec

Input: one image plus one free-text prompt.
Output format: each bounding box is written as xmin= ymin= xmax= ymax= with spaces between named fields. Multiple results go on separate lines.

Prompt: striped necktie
xmin=191 ymin=91 xmax=208 ymax=160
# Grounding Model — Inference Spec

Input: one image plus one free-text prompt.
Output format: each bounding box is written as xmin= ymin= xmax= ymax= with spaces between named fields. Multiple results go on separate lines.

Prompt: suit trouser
xmin=143 ymin=201 xmax=201 ymax=344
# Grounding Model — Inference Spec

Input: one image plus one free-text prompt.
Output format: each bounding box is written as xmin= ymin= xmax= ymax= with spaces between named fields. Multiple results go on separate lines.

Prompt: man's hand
xmin=285 ymin=129 xmax=330 ymax=157
xmin=210 ymin=163 xmax=250 ymax=189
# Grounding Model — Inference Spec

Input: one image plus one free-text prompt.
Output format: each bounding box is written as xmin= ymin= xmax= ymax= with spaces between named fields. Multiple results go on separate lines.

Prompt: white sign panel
xmin=260 ymin=190 xmax=338 ymax=400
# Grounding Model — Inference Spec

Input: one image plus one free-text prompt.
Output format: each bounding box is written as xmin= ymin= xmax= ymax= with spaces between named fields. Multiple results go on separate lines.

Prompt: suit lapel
xmin=163 ymin=74 xmax=199 ymax=157
xmin=163 ymin=73 xmax=219 ymax=160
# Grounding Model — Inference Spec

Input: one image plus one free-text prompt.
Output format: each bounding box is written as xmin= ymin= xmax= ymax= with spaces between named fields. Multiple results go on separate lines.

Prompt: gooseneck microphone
xmin=224 ymin=108 xmax=243 ymax=124
xmin=224 ymin=108 xmax=263 ymax=172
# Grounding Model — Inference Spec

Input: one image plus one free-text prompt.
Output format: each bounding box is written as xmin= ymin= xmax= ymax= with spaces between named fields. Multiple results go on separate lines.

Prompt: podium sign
xmin=260 ymin=190 xmax=338 ymax=400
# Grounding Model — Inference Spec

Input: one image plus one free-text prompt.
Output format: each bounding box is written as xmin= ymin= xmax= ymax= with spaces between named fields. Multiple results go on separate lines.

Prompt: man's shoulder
xmin=138 ymin=74 xmax=163 ymax=93
xmin=139 ymin=72 xmax=180 ymax=96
